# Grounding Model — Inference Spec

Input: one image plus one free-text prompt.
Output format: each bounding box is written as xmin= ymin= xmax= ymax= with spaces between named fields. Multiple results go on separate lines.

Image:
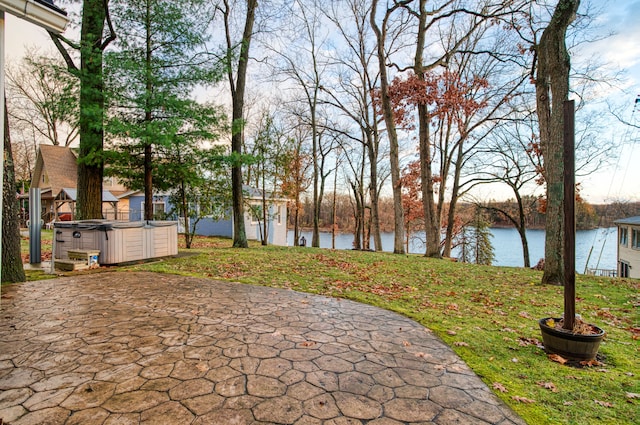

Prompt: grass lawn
xmin=20 ymin=234 xmax=640 ymax=424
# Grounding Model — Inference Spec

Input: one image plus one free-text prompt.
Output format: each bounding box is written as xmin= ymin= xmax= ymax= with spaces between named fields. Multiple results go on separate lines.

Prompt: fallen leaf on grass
xmin=453 ymin=341 xmax=469 ymax=347
xmin=446 ymin=330 xmax=457 ymax=336
xmin=594 ymin=400 xmax=614 ymax=408
xmin=580 ymin=359 xmax=604 ymax=367
xmin=537 ymin=381 xmax=558 ymax=392
xmin=548 ymin=354 xmax=568 ymax=364
xmin=493 ymin=382 xmax=508 ymax=393
xmin=626 ymin=392 xmax=640 ymax=399
xmin=518 ymin=337 xmax=543 ymax=348
xmin=563 ymin=401 xmax=574 ymax=406
xmin=512 ymin=396 xmax=536 ymax=403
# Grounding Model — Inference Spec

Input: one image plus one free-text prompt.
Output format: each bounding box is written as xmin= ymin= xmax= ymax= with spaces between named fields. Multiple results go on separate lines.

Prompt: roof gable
xmin=31 ymin=145 xmax=78 ymax=197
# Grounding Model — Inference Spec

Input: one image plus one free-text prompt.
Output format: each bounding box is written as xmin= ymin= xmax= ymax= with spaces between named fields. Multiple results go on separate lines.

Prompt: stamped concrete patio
xmin=0 ymin=272 xmax=525 ymax=425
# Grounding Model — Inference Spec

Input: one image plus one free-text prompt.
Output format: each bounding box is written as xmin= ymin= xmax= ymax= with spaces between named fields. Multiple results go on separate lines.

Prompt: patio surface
xmin=0 ymin=272 xmax=526 ymax=424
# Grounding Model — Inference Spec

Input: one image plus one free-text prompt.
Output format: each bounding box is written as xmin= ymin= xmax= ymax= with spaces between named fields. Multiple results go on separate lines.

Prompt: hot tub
xmin=54 ymin=220 xmax=178 ymax=265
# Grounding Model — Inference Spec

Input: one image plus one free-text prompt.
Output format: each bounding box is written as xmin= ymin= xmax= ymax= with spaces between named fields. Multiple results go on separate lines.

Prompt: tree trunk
xmin=515 ymin=191 xmax=531 ymax=268
xmin=535 ymin=0 xmax=579 ymax=285
xmin=143 ymin=0 xmax=153 ymax=221
xmin=370 ymin=0 xmax=405 ymax=254
xmin=229 ymin=0 xmax=258 ymax=248
xmin=77 ymin=0 xmax=108 ymax=220
xmin=2 ymin=101 xmax=26 ymax=283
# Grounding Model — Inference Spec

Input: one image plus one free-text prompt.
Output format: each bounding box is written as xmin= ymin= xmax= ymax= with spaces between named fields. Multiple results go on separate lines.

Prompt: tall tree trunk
xmin=77 ymin=0 xmax=108 ymax=220
xmin=413 ymin=0 xmax=440 ymax=258
xmin=227 ymin=0 xmax=257 ymax=248
xmin=2 ymin=101 xmax=26 ymax=283
xmin=535 ymin=0 xmax=579 ymax=285
xmin=143 ymin=0 xmax=153 ymax=221
xmin=443 ymin=141 xmax=464 ymax=257
xmin=311 ymin=102 xmax=320 ymax=247
xmin=370 ymin=0 xmax=405 ymax=254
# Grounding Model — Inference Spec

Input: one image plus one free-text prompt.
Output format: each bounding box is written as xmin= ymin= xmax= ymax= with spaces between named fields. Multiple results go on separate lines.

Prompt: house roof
xmin=61 ymin=188 xmax=119 ymax=203
xmin=32 ymin=145 xmax=78 ymax=198
xmin=614 ymin=216 xmax=640 ymax=226
xmin=243 ymin=185 xmax=291 ymax=202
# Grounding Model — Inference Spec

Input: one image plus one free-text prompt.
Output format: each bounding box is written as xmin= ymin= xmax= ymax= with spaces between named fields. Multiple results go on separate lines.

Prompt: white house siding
xmin=615 ymin=217 xmax=640 ymax=279
xmin=244 ymin=202 xmax=288 ymax=246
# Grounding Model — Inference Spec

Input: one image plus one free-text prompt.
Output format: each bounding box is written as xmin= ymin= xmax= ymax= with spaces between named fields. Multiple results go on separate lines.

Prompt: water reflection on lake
xmin=288 ymin=227 xmax=618 ymax=272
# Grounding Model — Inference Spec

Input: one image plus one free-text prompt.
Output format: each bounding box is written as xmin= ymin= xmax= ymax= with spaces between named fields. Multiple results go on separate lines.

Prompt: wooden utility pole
xmin=563 ymin=99 xmax=576 ymax=330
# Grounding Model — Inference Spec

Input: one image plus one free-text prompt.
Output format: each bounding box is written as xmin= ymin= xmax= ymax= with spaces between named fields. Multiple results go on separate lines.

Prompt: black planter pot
xmin=538 ymin=318 xmax=605 ymax=361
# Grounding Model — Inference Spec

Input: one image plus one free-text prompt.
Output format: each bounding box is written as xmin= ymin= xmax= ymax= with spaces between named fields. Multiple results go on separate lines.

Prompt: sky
xmin=2 ymin=0 xmax=640 ymax=204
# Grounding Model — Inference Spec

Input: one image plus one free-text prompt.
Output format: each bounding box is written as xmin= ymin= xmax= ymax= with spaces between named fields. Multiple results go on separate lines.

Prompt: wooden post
xmin=563 ymin=100 xmax=576 ymax=331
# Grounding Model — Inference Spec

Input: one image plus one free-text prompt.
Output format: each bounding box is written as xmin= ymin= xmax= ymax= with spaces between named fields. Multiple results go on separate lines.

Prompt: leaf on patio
xmin=402 ymin=340 xmax=411 ymax=347
xmin=492 ymin=382 xmax=508 ymax=393
xmin=594 ymin=399 xmax=614 ymax=408
xmin=415 ymin=352 xmax=426 ymax=358
xmin=434 ymin=364 xmax=446 ymax=371
xmin=537 ymin=381 xmax=558 ymax=392
xmin=300 ymin=341 xmax=316 ymax=347
xmin=548 ymin=354 xmax=568 ymax=364
xmin=453 ymin=341 xmax=469 ymax=347
xmin=512 ymin=396 xmax=536 ymax=403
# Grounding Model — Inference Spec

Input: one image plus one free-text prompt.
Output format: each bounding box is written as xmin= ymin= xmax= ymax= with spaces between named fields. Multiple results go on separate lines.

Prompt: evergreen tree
xmin=459 ymin=209 xmax=495 ymax=266
xmin=104 ymin=0 xmax=224 ymax=220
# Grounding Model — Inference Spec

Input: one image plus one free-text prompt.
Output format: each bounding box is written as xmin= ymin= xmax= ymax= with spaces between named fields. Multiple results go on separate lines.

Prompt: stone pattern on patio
xmin=0 ymin=272 xmax=525 ymax=424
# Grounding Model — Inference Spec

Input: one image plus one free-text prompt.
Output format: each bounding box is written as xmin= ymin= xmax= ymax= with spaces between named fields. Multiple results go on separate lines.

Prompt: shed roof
xmin=613 ymin=216 xmax=640 ymax=226
xmin=61 ymin=188 xmax=119 ymax=203
xmin=32 ymin=145 xmax=78 ymax=198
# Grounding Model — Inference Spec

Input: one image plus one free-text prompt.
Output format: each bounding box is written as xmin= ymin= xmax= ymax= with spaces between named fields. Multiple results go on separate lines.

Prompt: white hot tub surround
xmin=54 ymin=220 xmax=178 ymax=265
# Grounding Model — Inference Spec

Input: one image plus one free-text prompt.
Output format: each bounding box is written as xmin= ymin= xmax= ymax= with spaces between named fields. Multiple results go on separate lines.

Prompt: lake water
xmin=288 ymin=227 xmax=618 ymax=272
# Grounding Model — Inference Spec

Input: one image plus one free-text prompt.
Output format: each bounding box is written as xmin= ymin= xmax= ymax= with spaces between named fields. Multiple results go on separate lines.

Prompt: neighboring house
xmin=29 ymin=145 xmax=128 ymax=223
xmin=614 ymin=216 xmax=640 ymax=279
xmin=127 ymin=186 xmax=290 ymax=246
xmin=29 ymin=146 xmax=290 ymax=246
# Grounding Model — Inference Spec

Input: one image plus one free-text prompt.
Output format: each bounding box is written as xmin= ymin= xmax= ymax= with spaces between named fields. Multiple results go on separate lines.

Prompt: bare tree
xmin=6 ymin=53 xmax=79 ymax=148
xmin=370 ymin=0 xmax=408 ymax=254
xmin=471 ymin=117 xmax=542 ymax=267
xmin=264 ymin=0 xmax=332 ymax=248
xmin=322 ymin=0 xmax=385 ymax=251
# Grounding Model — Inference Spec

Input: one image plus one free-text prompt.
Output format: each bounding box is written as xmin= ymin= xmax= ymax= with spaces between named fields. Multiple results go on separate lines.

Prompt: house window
xmin=250 ymin=204 xmax=262 ymax=224
xmin=619 ymin=261 xmax=630 ymax=278
xmin=141 ymin=201 xmax=166 ymax=219
xmin=620 ymin=227 xmax=628 ymax=247
xmin=633 ymin=229 xmax=640 ymax=250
